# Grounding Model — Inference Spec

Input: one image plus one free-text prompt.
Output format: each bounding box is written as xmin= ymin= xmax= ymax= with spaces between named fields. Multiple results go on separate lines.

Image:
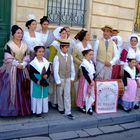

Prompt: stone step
xmin=0 ymin=109 xmax=140 ymax=140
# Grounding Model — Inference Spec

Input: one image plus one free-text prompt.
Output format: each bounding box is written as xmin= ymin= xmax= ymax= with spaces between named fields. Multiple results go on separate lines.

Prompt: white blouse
xmin=23 ymin=31 xmax=43 ymax=52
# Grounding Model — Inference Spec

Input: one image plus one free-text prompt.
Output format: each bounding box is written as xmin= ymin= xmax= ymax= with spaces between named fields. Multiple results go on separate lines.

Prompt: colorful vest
xmin=57 ymin=52 xmax=71 ymax=79
xmin=97 ymin=38 xmax=114 ymax=63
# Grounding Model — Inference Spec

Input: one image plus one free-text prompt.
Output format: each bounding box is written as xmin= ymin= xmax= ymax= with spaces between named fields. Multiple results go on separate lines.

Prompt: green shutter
xmin=0 ymin=0 xmax=11 ymax=65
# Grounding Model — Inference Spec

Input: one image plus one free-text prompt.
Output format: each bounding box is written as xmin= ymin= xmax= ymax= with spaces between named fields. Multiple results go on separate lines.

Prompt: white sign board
xmin=95 ymin=80 xmax=118 ymax=114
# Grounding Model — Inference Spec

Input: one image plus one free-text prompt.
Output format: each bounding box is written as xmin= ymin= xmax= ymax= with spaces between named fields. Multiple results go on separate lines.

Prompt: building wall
xmin=11 ymin=0 xmax=137 ymax=41
xmin=89 ymin=0 xmax=137 ymax=41
xmin=12 ymin=0 xmax=46 ymax=30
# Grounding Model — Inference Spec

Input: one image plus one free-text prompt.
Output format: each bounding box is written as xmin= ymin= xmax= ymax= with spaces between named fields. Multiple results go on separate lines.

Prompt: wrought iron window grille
xmin=47 ymin=0 xmax=86 ymax=27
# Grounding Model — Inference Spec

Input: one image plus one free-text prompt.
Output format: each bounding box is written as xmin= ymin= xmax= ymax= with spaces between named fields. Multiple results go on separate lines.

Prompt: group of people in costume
xmin=0 ymin=14 xmax=140 ymax=119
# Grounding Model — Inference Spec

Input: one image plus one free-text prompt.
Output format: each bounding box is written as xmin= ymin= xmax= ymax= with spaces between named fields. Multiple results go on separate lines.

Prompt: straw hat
xmin=59 ymin=39 xmax=70 ymax=47
xmin=101 ymin=25 xmax=113 ymax=32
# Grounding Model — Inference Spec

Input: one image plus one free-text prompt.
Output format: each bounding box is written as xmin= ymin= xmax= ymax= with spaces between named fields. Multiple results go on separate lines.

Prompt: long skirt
xmin=76 ymin=75 xmax=95 ymax=109
xmin=121 ymin=78 xmax=137 ymax=109
xmin=0 ymin=65 xmax=31 ymax=116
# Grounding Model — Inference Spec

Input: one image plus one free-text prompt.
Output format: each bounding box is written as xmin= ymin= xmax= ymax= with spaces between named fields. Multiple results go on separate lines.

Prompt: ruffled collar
xmin=30 ymin=57 xmax=50 ymax=74
xmin=124 ymin=65 xmax=136 ymax=79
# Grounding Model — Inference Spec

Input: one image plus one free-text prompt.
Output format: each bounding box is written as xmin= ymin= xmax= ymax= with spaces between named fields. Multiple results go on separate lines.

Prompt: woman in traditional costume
xmin=73 ymin=30 xmax=92 ymax=82
xmin=48 ymin=27 xmax=67 ymax=62
xmin=23 ymin=14 xmax=42 ymax=60
xmin=0 ymin=25 xmax=31 ymax=116
xmin=39 ymin=16 xmax=55 ymax=59
xmin=72 ymin=29 xmax=92 ymax=112
xmin=29 ymin=46 xmax=51 ymax=117
xmin=111 ymin=35 xmax=123 ymax=79
xmin=120 ymin=34 xmax=140 ymax=65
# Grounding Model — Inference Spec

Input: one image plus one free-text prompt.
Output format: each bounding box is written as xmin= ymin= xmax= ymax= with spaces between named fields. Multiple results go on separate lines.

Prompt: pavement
xmin=0 ymin=108 xmax=140 ymax=140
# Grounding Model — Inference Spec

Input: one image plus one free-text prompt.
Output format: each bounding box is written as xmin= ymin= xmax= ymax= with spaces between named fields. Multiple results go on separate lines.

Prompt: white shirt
xmin=76 ymin=41 xmax=92 ymax=52
xmin=53 ymin=51 xmax=75 ymax=84
xmin=127 ymin=47 xmax=140 ymax=60
xmin=38 ymin=30 xmax=55 ymax=47
xmin=93 ymin=39 xmax=119 ymax=65
xmin=23 ymin=31 xmax=43 ymax=52
xmin=40 ymin=30 xmax=49 ymax=45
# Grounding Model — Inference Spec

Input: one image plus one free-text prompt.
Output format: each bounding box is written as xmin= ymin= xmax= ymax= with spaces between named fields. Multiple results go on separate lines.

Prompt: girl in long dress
xmin=77 ymin=49 xmax=95 ymax=115
xmin=120 ymin=58 xmax=138 ymax=112
xmin=0 ymin=25 xmax=31 ymax=116
xmin=29 ymin=46 xmax=51 ymax=117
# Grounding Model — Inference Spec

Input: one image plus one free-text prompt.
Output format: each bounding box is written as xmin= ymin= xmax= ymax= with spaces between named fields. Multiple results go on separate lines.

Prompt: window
xmin=134 ymin=0 xmax=140 ymax=31
xmin=47 ymin=0 xmax=86 ymax=27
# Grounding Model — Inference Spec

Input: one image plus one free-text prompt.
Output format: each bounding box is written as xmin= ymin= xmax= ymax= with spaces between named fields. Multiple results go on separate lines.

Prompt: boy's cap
xmin=101 ymin=25 xmax=113 ymax=32
xmin=59 ymin=39 xmax=70 ymax=46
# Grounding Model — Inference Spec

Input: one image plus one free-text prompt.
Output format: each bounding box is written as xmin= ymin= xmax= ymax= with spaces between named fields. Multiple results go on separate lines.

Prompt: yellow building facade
xmin=11 ymin=0 xmax=139 ymax=41
xmin=0 ymin=0 xmax=139 ymax=64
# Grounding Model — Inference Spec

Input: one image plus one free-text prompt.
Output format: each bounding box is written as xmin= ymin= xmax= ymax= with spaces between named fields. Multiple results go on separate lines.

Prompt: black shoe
xmin=59 ymin=111 xmax=64 ymax=114
xmin=66 ymin=114 xmax=74 ymax=120
xmin=79 ymin=107 xmax=86 ymax=113
xmin=134 ymin=105 xmax=139 ymax=109
xmin=51 ymin=104 xmax=58 ymax=109
xmin=88 ymin=108 xmax=93 ymax=115
xmin=122 ymin=108 xmax=131 ymax=112
xmin=36 ymin=114 xmax=42 ymax=117
xmin=118 ymin=104 xmax=123 ymax=109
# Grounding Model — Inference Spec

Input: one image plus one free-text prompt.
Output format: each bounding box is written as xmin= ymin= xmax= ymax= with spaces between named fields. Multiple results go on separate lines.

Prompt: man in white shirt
xmin=94 ymin=25 xmax=119 ymax=80
xmin=53 ymin=39 xmax=75 ymax=119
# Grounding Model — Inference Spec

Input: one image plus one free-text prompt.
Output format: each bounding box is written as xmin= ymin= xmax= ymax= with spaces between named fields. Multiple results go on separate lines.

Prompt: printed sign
xmin=95 ymin=80 xmax=118 ymax=114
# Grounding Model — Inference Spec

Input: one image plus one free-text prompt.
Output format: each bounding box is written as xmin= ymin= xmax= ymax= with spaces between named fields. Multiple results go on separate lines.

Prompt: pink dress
xmin=76 ymin=59 xmax=95 ymax=109
xmin=121 ymin=66 xmax=137 ymax=109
